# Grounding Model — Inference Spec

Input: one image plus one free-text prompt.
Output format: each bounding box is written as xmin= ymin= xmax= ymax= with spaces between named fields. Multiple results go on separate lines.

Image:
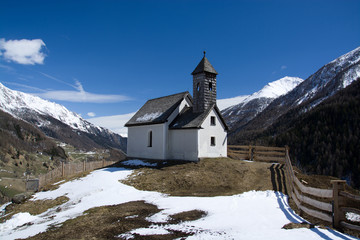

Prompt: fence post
xmin=83 ymin=161 xmax=86 ymax=172
xmin=61 ymin=161 xmax=65 ymax=177
xmin=331 ymin=180 xmax=346 ymax=229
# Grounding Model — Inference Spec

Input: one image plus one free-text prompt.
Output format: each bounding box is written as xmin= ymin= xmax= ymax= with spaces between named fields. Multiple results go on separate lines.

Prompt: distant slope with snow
xmin=220 ymin=76 xmax=303 ymax=129
xmin=230 ymin=46 xmax=360 ymax=143
xmin=0 ymin=82 xmax=127 ymax=151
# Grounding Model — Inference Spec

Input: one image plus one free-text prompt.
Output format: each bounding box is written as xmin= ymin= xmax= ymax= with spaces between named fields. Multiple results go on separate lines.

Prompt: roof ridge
xmin=147 ymin=91 xmax=189 ymax=102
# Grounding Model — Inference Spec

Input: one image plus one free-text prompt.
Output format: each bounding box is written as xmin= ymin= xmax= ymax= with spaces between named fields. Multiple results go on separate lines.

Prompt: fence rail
xmin=230 ymin=145 xmax=360 ymax=233
xmin=228 ymin=145 xmax=286 ymax=163
xmin=27 ymin=160 xmax=116 ymax=191
xmin=283 ymin=147 xmax=360 ymax=233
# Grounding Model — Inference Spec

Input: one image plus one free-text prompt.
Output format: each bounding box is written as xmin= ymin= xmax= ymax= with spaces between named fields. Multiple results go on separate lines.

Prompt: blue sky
xmin=0 ymin=0 xmax=359 ymax=133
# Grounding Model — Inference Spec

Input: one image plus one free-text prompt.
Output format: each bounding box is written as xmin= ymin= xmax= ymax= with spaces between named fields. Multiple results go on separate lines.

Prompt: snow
xmin=346 ymin=212 xmax=360 ymax=222
xmin=0 ymin=82 xmax=114 ymax=136
xmin=217 ymin=95 xmax=249 ymax=111
xmin=53 ymin=180 xmax=65 ymax=185
xmin=0 ymin=167 xmax=356 ymax=240
xmin=121 ymin=159 xmax=158 ymax=167
xmin=136 ymin=112 xmax=162 ymax=122
xmin=218 ymin=76 xmax=303 ymax=111
xmin=294 ymin=47 xmax=360 ymax=107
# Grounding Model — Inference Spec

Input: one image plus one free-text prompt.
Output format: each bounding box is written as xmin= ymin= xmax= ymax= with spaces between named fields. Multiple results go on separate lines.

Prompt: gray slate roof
xmin=125 ymin=92 xmax=191 ymax=127
xmin=191 ymin=56 xmax=218 ymax=75
xmin=169 ymin=104 xmax=228 ymax=130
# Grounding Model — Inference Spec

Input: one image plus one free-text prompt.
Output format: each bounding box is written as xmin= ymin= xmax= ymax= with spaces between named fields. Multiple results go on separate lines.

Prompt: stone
xmin=11 ymin=192 xmax=32 ymax=204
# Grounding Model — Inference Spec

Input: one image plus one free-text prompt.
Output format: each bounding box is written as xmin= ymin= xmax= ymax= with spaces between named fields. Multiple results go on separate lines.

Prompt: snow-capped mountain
xmin=0 ymin=82 xmax=127 ymax=151
xmin=220 ymin=76 xmax=303 ymax=129
xmin=0 ymin=82 xmax=91 ymax=132
xmin=230 ymin=46 xmax=360 ymax=143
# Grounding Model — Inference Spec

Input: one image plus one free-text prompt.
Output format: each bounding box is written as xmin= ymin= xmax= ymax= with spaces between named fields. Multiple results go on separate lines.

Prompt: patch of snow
xmin=52 ymin=180 xmax=65 ymax=185
xmin=128 ymin=225 xmax=170 ymax=235
xmin=346 ymin=212 xmax=360 ymax=222
xmin=121 ymin=160 xmax=158 ymax=167
xmin=0 ymin=168 xmax=357 ymax=240
xmin=1 ymin=202 xmax=11 ymax=216
xmin=135 ymin=112 xmax=162 ymax=122
xmin=217 ymin=95 xmax=248 ymax=110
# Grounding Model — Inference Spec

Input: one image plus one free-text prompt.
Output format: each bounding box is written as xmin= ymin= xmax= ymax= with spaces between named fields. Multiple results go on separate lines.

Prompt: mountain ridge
xmin=220 ymin=76 xmax=303 ymax=129
xmin=229 ymin=46 xmax=360 ymax=143
xmin=0 ymin=82 xmax=127 ymax=152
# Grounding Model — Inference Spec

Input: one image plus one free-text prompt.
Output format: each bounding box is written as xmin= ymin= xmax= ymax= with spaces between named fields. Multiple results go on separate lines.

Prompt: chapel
xmin=125 ymin=53 xmax=228 ymax=161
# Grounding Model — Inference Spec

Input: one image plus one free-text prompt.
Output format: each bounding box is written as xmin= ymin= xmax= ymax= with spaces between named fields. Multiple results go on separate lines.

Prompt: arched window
xmin=148 ymin=131 xmax=152 ymax=147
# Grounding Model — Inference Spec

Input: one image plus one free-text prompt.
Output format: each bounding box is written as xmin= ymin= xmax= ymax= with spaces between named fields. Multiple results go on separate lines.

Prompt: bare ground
xmin=3 ymin=157 xmax=359 ymax=239
xmin=120 ymin=158 xmax=280 ymax=197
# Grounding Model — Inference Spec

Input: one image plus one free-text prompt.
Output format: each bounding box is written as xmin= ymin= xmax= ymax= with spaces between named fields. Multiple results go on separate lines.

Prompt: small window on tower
xmin=210 ymin=116 xmax=216 ymax=126
xmin=211 ymin=136 xmax=216 ymax=146
xmin=197 ymin=83 xmax=200 ymax=92
xmin=209 ymin=82 xmax=213 ymax=91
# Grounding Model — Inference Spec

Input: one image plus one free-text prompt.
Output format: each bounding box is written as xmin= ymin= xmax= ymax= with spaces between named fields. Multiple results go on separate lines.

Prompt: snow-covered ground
xmin=0 ymin=166 xmax=357 ymax=240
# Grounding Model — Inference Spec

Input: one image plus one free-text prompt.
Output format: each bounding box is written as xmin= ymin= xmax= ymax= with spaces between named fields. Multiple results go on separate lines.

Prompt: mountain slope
xmin=0 ymin=83 xmax=127 ymax=152
xmin=268 ymin=78 xmax=360 ymax=189
xmin=220 ymin=76 xmax=303 ymax=129
xmin=230 ymin=46 xmax=360 ymax=143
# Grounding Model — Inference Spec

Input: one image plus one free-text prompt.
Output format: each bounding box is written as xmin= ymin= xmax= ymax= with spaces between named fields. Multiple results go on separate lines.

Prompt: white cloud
xmin=87 ymin=112 xmax=96 ymax=117
xmin=33 ymin=79 xmax=131 ymax=103
xmin=39 ymin=72 xmax=76 ymax=89
xmin=35 ymin=90 xmax=130 ymax=103
xmin=87 ymin=112 xmax=136 ymax=137
xmin=0 ymin=38 xmax=46 ymax=65
xmin=281 ymin=65 xmax=287 ymax=70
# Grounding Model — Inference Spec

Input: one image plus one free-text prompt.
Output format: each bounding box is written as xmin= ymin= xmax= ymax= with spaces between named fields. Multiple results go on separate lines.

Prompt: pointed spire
xmin=191 ymin=52 xmax=218 ymax=75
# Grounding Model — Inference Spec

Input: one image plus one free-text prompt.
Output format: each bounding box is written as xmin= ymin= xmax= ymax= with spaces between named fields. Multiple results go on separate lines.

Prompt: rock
xmin=11 ymin=192 xmax=32 ymax=204
xmin=282 ymin=222 xmax=315 ymax=229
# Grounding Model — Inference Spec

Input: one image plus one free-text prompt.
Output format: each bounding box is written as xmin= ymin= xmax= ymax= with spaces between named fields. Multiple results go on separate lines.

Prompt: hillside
xmin=220 ymin=76 xmax=303 ymax=129
xmin=1 ymin=159 xmax=357 ymax=240
xmin=229 ymin=46 xmax=360 ymax=143
xmin=265 ymin=78 xmax=360 ymax=189
xmin=0 ymin=82 xmax=127 ymax=152
xmin=0 ymin=107 xmax=126 ymax=204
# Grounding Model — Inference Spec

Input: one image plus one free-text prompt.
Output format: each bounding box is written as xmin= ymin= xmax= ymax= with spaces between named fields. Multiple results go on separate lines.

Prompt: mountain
xmin=229 ymin=46 xmax=360 ymax=143
xmin=0 ymin=83 xmax=127 ymax=152
xmin=220 ymin=76 xmax=303 ymax=129
xmin=268 ymin=78 xmax=360 ymax=189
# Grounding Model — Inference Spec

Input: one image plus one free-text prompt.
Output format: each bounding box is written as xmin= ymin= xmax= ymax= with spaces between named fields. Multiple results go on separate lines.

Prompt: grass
xmin=121 ymin=158 xmax=276 ymax=197
xmin=1 ymin=196 xmax=69 ymax=223
xmin=26 ymin=201 xmax=205 ymax=240
xmin=3 ymin=156 xmax=360 ymax=239
xmin=0 ymin=141 xmax=113 ymax=203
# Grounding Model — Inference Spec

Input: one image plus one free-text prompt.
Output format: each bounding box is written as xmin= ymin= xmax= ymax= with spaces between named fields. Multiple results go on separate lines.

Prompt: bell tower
xmin=191 ymin=51 xmax=218 ymax=113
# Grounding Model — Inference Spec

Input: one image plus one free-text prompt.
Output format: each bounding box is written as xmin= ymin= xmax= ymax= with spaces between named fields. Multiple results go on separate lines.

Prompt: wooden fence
xmin=284 ymin=147 xmax=360 ymax=233
xmin=228 ymin=145 xmax=286 ymax=163
xmin=229 ymin=145 xmax=360 ymax=233
xmin=27 ymin=160 xmax=116 ymax=191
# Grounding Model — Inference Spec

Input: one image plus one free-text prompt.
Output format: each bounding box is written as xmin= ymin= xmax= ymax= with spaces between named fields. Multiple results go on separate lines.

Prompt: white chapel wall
xmin=127 ymin=96 xmax=192 ymax=160
xmin=127 ymin=124 xmax=166 ymax=160
xmin=198 ymin=109 xmax=227 ymax=158
xmin=168 ymin=129 xmax=198 ymax=161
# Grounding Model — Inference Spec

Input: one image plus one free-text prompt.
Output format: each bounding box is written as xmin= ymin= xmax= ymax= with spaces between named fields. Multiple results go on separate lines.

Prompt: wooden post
xmin=331 ymin=180 xmax=346 ymax=229
xmin=83 ymin=161 xmax=86 ymax=172
xmin=61 ymin=161 xmax=65 ymax=177
xmin=102 ymin=159 xmax=105 ymax=167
